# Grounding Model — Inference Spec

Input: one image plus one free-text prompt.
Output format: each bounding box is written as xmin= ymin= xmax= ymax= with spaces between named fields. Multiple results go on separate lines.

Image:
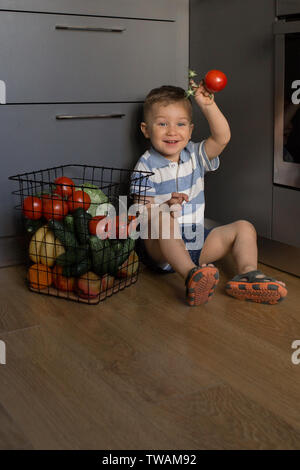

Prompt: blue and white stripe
xmin=130 ymin=140 xmax=219 ymax=249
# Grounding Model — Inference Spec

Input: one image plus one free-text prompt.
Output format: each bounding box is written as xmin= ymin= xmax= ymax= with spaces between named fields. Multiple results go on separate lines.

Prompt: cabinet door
xmin=0 ymin=0 xmax=178 ymax=20
xmin=276 ymin=0 xmax=300 ymax=16
xmin=3 ymin=102 xmax=146 ymax=238
xmin=0 ymin=11 xmax=176 ymax=103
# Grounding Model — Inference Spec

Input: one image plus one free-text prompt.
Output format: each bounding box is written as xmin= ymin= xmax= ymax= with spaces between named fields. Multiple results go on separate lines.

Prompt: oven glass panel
xmin=284 ymin=33 xmax=300 ymax=163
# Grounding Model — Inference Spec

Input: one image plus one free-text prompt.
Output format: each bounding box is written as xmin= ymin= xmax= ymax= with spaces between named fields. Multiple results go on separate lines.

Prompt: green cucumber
xmin=47 ymin=219 xmax=78 ymax=249
xmin=23 ymin=217 xmax=44 ymax=234
xmin=89 ymin=235 xmax=111 ymax=275
xmin=108 ymin=238 xmax=136 ymax=276
xmin=68 ymin=257 xmax=92 ymax=277
xmin=56 ymin=245 xmax=89 ymax=267
xmin=63 ymin=214 xmax=75 ymax=233
xmin=73 ymin=207 xmax=92 ymax=245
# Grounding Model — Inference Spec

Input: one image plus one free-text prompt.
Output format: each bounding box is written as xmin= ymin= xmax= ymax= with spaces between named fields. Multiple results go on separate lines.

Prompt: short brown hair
xmin=143 ymin=85 xmax=192 ymax=122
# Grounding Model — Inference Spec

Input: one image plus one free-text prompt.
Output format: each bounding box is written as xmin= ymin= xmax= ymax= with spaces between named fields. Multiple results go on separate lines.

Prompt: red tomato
xmin=42 ymin=194 xmax=68 ymax=220
xmin=94 ymin=216 xmax=113 ymax=240
xmin=67 ymin=190 xmax=91 ymax=212
xmin=90 ymin=215 xmax=137 ymax=239
xmin=22 ymin=196 xmax=43 ymax=220
xmin=114 ymin=215 xmax=137 ymax=239
xmin=54 ymin=176 xmax=75 ymax=198
xmin=204 ymin=70 xmax=227 ymax=93
xmin=89 ymin=215 xmax=106 ymax=235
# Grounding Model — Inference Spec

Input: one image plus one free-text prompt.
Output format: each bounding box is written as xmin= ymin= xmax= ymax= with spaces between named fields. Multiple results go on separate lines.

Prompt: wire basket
xmin=9 ymin=164 xmax=152 ymax=304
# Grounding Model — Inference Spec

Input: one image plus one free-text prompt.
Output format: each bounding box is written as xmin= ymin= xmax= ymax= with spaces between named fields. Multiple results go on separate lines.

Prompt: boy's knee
xmin=234 ymin=219 xmax=256 ymax=237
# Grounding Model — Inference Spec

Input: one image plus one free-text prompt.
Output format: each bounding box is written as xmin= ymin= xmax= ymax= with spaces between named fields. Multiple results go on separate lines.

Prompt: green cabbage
xmin=76 ymin=183 xmax=109 ymax=217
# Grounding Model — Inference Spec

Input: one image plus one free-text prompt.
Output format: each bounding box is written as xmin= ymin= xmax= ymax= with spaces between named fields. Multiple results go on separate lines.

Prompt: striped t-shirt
xmin=130 ymin=140 xmax=219 ymax=250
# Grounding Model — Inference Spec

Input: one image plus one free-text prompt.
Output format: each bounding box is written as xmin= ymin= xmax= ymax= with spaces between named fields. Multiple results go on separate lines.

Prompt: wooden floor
xmin=0 ymin=259 xmax=300 ymax=450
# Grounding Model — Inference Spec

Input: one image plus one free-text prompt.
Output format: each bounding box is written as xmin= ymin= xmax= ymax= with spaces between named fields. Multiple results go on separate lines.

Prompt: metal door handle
xmin=55 ymin=25 xmax=126 ymax=33
xmin=56 ymin=114 xmax=125 ymax=120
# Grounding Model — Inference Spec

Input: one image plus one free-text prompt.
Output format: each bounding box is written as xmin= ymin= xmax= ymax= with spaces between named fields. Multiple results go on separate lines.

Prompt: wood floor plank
xmin=145 ymin=383 xmax=300 ymax=449
xmin=0 ymin=323 xmax=195 ymax=449
xmin=0 ymin=401 xmax=33 ymax=450
xmin=0 ymin=262 xmax=299 ymax=449
xmin=0 ymin=266 xmax=41 ymax=334
xmin=130 ymin=267 xmax=300 ymax=432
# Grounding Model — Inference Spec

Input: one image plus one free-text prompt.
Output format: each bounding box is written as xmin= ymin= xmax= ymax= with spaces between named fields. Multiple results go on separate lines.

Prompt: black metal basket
xmin=9 ymin=164 xmax=152 ymax=304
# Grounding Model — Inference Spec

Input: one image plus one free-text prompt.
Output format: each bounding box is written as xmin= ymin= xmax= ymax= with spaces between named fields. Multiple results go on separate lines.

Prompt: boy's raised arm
xmin=190 ymin=79 xmax=231 ymax=160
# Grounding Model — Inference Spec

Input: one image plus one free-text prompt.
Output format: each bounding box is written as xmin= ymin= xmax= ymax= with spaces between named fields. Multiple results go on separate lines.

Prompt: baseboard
xmin=257 ymin=236 xmax=300 ymax=278
xmin=0 ymin=235 xmax=26 ymax=268
xmin=205 ymin=218 xmax=300 ymax=278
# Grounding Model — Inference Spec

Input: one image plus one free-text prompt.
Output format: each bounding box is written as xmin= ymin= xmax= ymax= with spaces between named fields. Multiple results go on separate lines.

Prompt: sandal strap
xmin=185 ymin=266 xmax=199 ymax=286
xmin=231 ymin=270 xmax=277 ymax=283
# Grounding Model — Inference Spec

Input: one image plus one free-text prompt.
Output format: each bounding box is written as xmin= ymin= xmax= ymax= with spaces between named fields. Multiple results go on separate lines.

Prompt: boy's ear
xmin=140 ymin=122 xmax=150 ymax=139
xmin=189 ymin=123 xmax=194 ymax=138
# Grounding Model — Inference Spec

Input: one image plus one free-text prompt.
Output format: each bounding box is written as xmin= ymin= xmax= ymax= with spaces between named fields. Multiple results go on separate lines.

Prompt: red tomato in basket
xmin=90 ymin=215 xmax=137 ymax=239
xmin=67 ymin=190 xmax=91 ymax=212
xmin=204 ymin=70 xmax=227 ymax=93
xmin=114 ymin=215 xmax=137 ymax=239
xmin=42 ymin=194 xmax=68 ymax=220
xmin=22 ymin=196 xmax=43 ymax=220
xmin=89 ymin=215 xmax=107 ymax=235
xmin=54 ymin=176 xmax=75 ymax=199
xmin=94 ymin=216 xmax=113 ymax=240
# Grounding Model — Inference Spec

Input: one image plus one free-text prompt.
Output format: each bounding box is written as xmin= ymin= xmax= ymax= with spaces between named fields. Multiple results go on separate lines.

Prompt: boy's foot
xmin=225 ymin=270 xmax=287 ymax=305
xmin=185 ymin=264 xmax=219 ymax=307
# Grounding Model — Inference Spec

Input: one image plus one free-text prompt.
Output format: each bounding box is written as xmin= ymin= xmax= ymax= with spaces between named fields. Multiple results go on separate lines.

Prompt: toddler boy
xmin=131 ymin=83 xmax=287 ymax=306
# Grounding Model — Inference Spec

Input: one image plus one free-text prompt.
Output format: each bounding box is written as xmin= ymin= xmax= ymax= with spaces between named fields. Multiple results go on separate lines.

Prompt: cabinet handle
xmin=56 ymin=114 xmax=125 ymax=120
xmin=55 ymin=25 xmax=126 ymax=33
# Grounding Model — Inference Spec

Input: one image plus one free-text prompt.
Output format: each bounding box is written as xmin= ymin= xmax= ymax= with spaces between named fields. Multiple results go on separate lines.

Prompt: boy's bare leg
xmin=199 ymin=220 xmax=285 ymax=286
xmin=143 ymin=211 xmax=196 ymax=280
xmin=142 ymin=210 xmax=219 ymax=306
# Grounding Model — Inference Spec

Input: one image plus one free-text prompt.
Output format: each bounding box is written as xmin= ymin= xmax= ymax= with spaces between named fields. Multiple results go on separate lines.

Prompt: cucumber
xmin=47 ymin=219 xmax=78 ymax=249
xmin=108 ymin=238 xmax=136 ymax=276
xmin=89 ymin=235 xmax=111 ymax=275
xmin=68 ymin=257 xmax=92 ymax=277
xmin=63 ymin=214 xmax=75 ymax=233
xmin=73 ymin=207 xmax=92 ymax=245
xmin=23 ymin=217 xmax=44 ymax=234
xmin=56 ymin=245 xmax=89 ymax=267
xmin=57 ymin=243 xmax=91 ymax=277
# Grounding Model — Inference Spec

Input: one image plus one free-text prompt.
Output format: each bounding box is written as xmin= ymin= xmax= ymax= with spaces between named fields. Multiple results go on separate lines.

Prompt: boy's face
xmin=140 ymin=101 xmax=194 ymax=161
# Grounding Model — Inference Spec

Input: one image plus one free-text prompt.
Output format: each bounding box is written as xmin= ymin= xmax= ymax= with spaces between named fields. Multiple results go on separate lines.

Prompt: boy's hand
xmin=190 ymin=79 xmax=215 ymax=108
xmin=166 ymin=192 xmax=189 ymax=218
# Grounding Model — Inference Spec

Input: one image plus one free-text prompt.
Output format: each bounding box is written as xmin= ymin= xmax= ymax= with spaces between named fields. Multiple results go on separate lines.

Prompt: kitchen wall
xmin=190 ymin=0 xmax=275 ymax=238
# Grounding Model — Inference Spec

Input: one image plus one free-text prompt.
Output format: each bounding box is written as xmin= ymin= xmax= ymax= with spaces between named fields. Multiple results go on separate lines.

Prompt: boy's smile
xmin=140 ymin=102 xmax=194 ymax=162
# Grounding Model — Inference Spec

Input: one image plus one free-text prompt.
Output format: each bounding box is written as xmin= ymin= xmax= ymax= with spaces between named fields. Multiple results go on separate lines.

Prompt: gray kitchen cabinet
xmin=276 ymin=0 xmax=300 ymax=16
xmin=4 ymin=102 xmax=145 ymax=238
xmin=2 ymin=1 xmax=189 ymax=266
xmin=0 ymin=0 xmax=180 ymax=20
xmin=0 ymin=11 xmax=176 ymax=103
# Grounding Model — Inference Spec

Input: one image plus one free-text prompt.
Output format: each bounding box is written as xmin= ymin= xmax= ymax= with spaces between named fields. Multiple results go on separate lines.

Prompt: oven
xmin=274 ymin=3 xmax=300 ymax=188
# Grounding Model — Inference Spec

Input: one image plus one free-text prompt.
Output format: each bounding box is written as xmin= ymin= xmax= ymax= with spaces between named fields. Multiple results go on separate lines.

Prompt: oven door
xmin=274 ymin=20 xmax=300 ymax=188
